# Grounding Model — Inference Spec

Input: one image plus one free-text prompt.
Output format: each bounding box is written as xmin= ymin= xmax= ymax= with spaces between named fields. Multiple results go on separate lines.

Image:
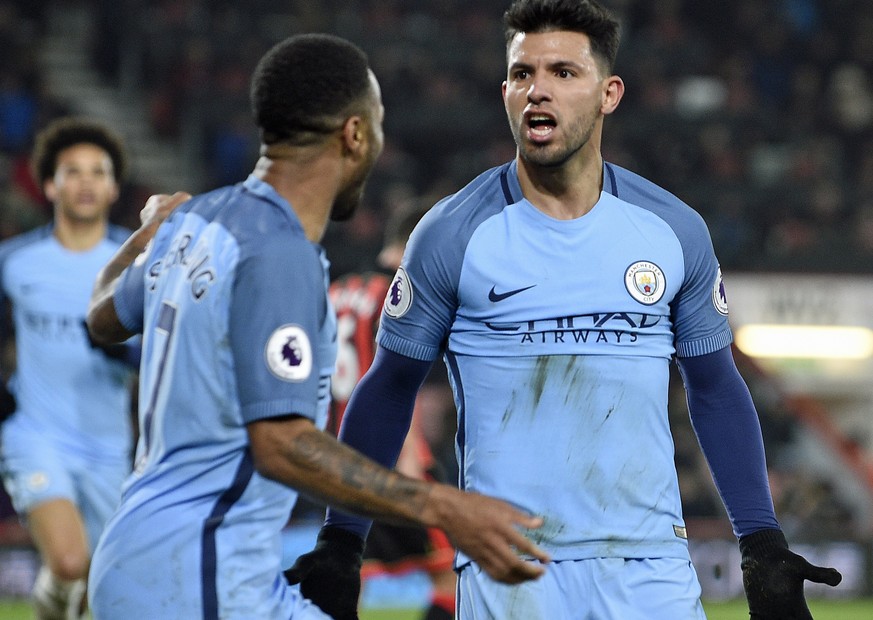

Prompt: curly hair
xmin=31 ymin=116 xmax=128 ymax=185
xmin=504 ymin=0 xmax=621 ymax=74
xmin=251 ymin=33 xmax=372 ymax=147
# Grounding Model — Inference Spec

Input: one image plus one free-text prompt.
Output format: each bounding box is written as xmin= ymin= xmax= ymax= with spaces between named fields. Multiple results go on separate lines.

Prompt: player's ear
xmin=107 ymin=179 xmax=120 ymax=205
xmin=43 ymin=179 xmax=57 ymax=203
xmin=601 ymin=75 xmax=624 ymax=116
xmin=340 ymin=115 xmax=366 ymax=158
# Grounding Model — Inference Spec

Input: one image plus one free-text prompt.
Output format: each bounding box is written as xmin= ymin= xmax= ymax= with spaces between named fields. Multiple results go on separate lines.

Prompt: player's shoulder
xmin=415 ymin=162 xmax=516 ymax=242
xmin=0 ymin=224 xmax=53 ymax=265
xmin=184 ymin=179 xmax=315 ymax=261
xmin=605 ymin=161 xmax=709 ymax=236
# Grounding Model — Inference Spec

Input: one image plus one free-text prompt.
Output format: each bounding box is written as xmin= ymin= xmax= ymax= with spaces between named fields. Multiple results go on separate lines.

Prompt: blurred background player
xmin=329 ymin=205 xmax=456 ymax=620
xmin=0 ymin=117 xmax=139 ymax=620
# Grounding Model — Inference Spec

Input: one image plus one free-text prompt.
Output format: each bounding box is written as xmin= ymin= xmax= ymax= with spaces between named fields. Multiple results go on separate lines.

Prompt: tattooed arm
xmin=248 ymin=415 xmax=550 ymax=584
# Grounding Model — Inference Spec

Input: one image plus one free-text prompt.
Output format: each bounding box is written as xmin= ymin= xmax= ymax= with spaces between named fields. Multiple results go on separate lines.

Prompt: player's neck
xmin=53 ymin=214 xmax=107 ymax=252
xmin=252 ymin=150 xmax=338 ymax=243
xmin=517 ymin=150 xmax=604 ymax=220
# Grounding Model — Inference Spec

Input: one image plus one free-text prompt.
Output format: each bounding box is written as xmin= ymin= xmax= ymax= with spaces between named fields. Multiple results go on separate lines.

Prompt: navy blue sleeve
xmin=677 ymin=347 xmax=780 ymax=538
xmin=325 ymin=346 xmax=432 ymax=537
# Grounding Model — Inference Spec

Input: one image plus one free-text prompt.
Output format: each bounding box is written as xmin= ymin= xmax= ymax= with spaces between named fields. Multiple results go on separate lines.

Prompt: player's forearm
xmin=253 ymin=419 xmax=448 ymax=528
xmin=87 ymin=231 xmax=151 ymax=344
xmin=678 ymin=348 xmax=779 ymax=536
xmin=324 ymin=347 xmax=432 ymax=534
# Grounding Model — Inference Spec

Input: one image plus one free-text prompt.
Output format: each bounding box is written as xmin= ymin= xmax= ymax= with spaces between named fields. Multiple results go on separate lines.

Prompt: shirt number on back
xmin=135 ymin=301 xmax=177 ymax=471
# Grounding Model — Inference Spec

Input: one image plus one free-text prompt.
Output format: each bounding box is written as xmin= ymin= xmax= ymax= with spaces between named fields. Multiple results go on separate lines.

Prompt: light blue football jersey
xmin=0 ymin=225 xmax=134 ymax=461
xmin=378 ymin=161 xmax=732 ymax=566
xmin=89 ymin=176 xmax=336 ymax=619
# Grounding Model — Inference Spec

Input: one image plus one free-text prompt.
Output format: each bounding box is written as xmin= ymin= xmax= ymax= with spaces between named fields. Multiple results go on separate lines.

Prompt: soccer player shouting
xmin=292 ymin=1 xmax=842 ymax=619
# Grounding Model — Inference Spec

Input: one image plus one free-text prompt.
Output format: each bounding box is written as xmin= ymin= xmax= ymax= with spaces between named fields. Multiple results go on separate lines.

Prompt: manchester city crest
xmin=625 ymin=261 xmax=666 ymax=305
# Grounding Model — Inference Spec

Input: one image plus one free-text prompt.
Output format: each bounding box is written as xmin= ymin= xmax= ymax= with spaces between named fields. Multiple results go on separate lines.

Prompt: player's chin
xmin=520 ymin=145 xmax=566 ymax=168
xmin=329 ymin=191 xmax=362 ymax=222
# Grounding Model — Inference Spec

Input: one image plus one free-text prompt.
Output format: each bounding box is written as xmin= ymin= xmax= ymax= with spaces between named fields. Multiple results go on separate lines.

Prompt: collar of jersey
xmin=242 ymin=174 xmax=305 ymax=234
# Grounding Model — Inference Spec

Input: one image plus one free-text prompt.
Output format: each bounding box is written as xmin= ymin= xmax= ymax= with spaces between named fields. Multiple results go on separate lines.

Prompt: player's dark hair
xmin=32 ymin=117 xmax=128 ymax=185
xmin=504 ymin=0 xmax=621 ymax=73
xmin=251 ymin=33 xmax=372 ymax=147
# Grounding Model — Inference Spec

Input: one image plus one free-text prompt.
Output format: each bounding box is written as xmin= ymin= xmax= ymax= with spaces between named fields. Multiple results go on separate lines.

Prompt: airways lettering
xmin=520 ymin=330 xmax=638 ymax=344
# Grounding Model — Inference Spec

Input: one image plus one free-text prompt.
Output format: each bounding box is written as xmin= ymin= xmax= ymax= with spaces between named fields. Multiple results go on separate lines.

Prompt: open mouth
xmin=526 ymin=114 xmax=556 ymax=139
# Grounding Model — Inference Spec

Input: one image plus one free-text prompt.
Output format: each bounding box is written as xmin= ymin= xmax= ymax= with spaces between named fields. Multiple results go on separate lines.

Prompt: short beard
xmin=511 ymin=108 xmax=598 ymax=168
xmin=329 ymin=182 xmax=365 ymax=222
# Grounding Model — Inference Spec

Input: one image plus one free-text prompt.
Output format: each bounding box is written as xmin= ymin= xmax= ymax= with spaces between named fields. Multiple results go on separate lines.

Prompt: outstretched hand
xmin=740 ymin=529 xmax=842 ymax=620
xmin=432 ymin=484 xmax=550 ymax=584
xmin=139 ymin=191 xmax=191 ymax=236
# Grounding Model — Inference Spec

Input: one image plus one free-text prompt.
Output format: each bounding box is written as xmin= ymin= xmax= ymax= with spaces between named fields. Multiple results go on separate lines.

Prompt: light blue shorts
xmin=458 ymin=556 xmax=707 ymax=620
xmin=0 ymin=428 xmax=128 ymax=553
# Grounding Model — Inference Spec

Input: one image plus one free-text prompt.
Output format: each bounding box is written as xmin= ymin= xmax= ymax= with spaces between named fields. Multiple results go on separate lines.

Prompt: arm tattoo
xmin=287 ymin=427 xmax=428 ymax=523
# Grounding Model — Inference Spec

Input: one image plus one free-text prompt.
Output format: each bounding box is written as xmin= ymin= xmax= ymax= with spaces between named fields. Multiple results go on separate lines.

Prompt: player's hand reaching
xmin=139 ymin=191 xmax=191 ymax=236
xmin=426 ymin=483 xmax=550 ymax=584
xmin=740 ymin=528 xmax=842 ymax=619
xmin=285 ymin=526 xmax=364 ymax=620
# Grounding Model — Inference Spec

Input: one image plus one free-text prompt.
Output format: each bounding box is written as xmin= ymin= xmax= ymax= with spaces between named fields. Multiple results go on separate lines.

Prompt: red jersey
xmin=328 ymin=272 xmax=391 ymax=433
xmin=328 ymin=271 xmax=435 ymax=474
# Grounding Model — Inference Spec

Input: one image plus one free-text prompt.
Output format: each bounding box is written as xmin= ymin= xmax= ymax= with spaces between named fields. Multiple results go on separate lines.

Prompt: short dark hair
xmin=251 ymin=33 xmax=372 ymax=147
xmin=504 ymin=0 xmax=621 ymax=73
xmin=32 ymin=117 xmax=128 ymax=185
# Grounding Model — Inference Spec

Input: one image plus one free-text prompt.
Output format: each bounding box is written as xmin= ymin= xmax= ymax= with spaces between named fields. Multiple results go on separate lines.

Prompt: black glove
xmin=0 ymin=380 xmax=15 ymax=424
xmin=740 ymin=528 xmax=842 ymax=619
xmin=284 ymin=526 xmax=365 ymax=620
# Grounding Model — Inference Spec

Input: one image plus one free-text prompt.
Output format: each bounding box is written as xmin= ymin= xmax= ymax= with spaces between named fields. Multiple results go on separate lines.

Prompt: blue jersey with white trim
xmin=378 ymin=160 xmax=731 ymax=563
xmin=91 ymin=176 xmax=336 ymax=618
xmin=0 ymin=224 xmax=134 ymax=462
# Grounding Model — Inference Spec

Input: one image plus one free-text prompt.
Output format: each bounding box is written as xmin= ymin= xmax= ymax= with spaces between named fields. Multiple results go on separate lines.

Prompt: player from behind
xmin=329 ymin=205 xmax=456 ymax=620
xmin=0 ymin=117 xmax=138 ymax=620
xmin=85 ymin=34 xmax=548 ymax=620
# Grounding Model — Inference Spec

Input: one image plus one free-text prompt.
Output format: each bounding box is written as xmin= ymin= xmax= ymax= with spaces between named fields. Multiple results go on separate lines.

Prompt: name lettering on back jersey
xmin=146 ymin=233 xmax=217 ymax=300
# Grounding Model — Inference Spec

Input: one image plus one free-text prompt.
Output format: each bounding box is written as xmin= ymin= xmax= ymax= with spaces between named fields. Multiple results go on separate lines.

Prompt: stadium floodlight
xmin=734 ymin=324 xmax=873 ymax=359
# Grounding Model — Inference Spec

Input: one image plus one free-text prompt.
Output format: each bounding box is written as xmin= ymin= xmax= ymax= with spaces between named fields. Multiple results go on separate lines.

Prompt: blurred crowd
xmin=0 ymin=0 xmax=870 ymax=539
xmin=669 ymin=352 xmax=860 ymax=541
xmin=4 ymin=0 xmax=873 ymax=274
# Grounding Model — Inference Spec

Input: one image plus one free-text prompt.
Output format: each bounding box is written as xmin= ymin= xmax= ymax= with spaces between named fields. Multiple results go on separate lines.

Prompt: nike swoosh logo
xmin=488 ymin=284 xmax=537 ymax=302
